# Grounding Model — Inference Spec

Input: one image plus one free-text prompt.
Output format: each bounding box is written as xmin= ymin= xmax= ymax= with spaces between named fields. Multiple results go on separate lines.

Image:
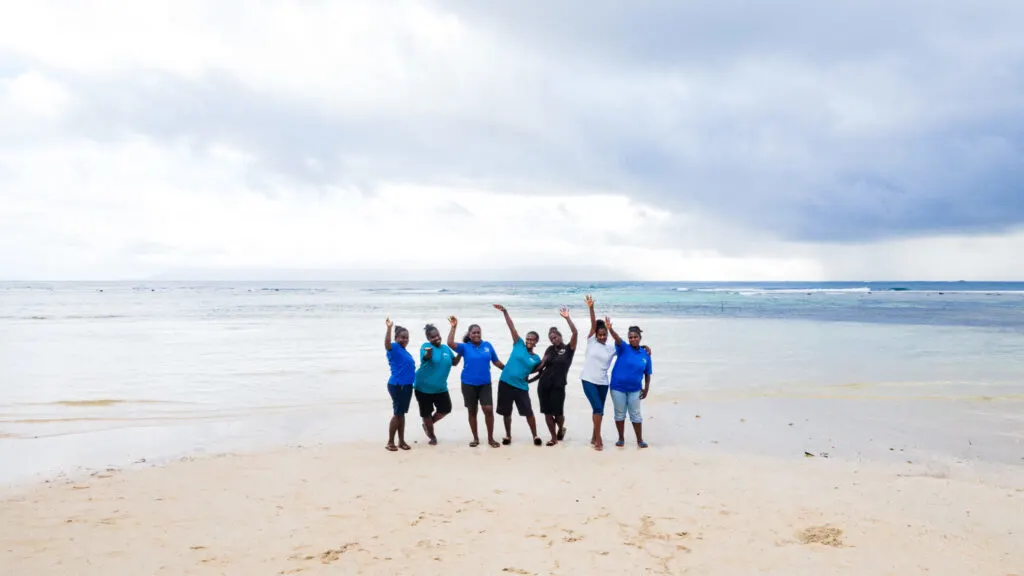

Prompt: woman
xmin=384 ymin=317 xmax=415 ymax=451
xmin=530 ymin=307 xmax=579 ymax=445
xmin=579 ymin=295 xmax=617 ymax=451
xmin=493 ymin=304 xmax=543 ymax=446
xmin=447 ymin=316 xmax=505 ymax=448
xmin=414 ymin=323 xmax=460 ymax=445
xmin=605 ymin=316 xmax=652 ymax=448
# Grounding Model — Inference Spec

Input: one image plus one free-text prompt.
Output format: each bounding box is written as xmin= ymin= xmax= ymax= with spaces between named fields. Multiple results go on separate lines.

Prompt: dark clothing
xmin=388 ymin=384 xmax=413 ymax=415
xmin=536 ymin=344 xmax=575 ymax=415
xmin=537 ymin=381 xmax=566 ymax=416
xmin=415 ymin=390 xmax=452 ymax=419
xmin=539 ymin=344 xmax=575 ymax=388
xmin=461 ymin=383 xmax=494 ymax=409
xmin=496 ymin=381 xmax=534 ymax=417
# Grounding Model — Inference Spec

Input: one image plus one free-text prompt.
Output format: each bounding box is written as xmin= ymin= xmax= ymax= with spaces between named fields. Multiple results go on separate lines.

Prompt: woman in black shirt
xmin=531 ymin=306 xmax=579 ymax=446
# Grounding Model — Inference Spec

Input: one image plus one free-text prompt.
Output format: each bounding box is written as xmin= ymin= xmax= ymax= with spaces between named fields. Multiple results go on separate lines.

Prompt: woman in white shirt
xmin=580 ymin=295 xmax=652 ymax=450
xmin=580 ymin=295 xmax=617 ymax=451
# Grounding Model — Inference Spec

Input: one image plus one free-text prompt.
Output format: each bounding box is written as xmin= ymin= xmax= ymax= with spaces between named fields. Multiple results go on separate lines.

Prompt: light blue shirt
xmin=498 ymin=338 xmax=540 ymax=391
xmin=414 ymin=343 xmax=454 ymax=394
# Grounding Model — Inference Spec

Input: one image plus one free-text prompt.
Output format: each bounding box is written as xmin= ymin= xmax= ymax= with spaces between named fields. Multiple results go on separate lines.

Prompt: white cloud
xmin=1 ymin=1 xmax=1023 ymax=280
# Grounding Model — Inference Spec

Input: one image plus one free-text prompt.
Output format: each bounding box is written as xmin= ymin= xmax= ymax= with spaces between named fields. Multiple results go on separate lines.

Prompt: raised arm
xmin=446 ymin=316 xmax=459 ymax=350
xmin=605 ymin=316 xmax=623 ymax=345
xmin=493 ymin=304 xmax=520 ymax=343
xmin=560 ymin=306 xmax=578 ymax=350
xmin=585 ymin=294 xmax=597 ymax=338
xmin=384 ymin=317 xmax=393 ymax=351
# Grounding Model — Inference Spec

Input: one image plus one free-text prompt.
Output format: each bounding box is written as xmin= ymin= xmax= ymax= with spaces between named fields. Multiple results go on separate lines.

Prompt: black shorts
xmin=537 ymin=381 xmax=566 ymax=416
xmin=462 ymin=383 xmax=494 ymax=409
xmin=496 ymin=381 xmax=534 ymax=417
xmin=414 ymin=390 xmax=452 ymax=419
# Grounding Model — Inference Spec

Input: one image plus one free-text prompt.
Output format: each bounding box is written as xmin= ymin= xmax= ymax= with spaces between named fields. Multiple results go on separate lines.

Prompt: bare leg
xmin=502 ymin=414 xmax=512 ymax=444
xmin=483 ymin=406 xmax=499 ymax=447
xmin=544 ymin=414 xmax=558 ymax=445
xmin=467 ymin=406 xmax=480 ymax=446
xmin=387 ymin=415 xmax=399 ymax=451
xmin=591 ymin=414 xmax=604 ymax=450
xmin=397 ymin=415 xmax=410 ymax=449
xmin=633 ymin=422 xmax=646 ymax=447
xmin=615 ymin=420 xmax=625 ymax=446
xmin=422 ymin=417 xmax=437 ymax=445
xmin=527 ymin=415 xmax=541 ymax=445
xmin=556 ymin=415 xmax=566 ymax=440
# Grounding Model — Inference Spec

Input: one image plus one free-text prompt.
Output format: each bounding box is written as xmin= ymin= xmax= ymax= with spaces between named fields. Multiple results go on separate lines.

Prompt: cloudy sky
xmin=2 ymin=1 xmax=1023 ymax=281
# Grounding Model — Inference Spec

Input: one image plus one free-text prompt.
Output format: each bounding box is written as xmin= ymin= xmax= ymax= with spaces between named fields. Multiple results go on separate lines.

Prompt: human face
xmin=469 ymin=325 xmax=482 ymax=344
xmin=396 ymin=330 xmax=409 ymax=348
xmin=428 ymin=329 xmax=442 ymax=346
xmin=596 ymin=327 xmax=608 ymax=344
xmin=628 ymin=330 xmax=641 ymax=348
xmin=549 ymin=330 xmax=563 ymax=347
xmin=525 ymin=332 xmax=539 ymax=351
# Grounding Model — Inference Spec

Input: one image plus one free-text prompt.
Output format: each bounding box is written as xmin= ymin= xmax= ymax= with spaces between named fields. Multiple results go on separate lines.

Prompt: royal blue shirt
xmin=455 ymin=341 xmax=499 ymax=386
xmin=386 ymin=344 xmax=416 ymax=386
xmin=609 ymin=341 xmax=652 ymax=393
xmin=498 ymin=338 xmax=541 ymax=391
xmin=414 ymin=343 xmax=455 ymax=394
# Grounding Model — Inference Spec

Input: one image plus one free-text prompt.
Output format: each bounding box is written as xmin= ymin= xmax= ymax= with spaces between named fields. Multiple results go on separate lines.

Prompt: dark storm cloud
xmin=3 ymin=0 xmax=1023 ymax=243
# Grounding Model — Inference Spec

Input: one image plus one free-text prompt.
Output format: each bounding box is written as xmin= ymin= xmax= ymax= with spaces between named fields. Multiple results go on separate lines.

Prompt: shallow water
xmin=2 ymin=281 xmax=1022 ymax=485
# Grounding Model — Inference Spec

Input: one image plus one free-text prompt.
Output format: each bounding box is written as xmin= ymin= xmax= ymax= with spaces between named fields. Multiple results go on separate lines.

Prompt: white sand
xmin=2 ymin=442 xmax=1021 ymax=575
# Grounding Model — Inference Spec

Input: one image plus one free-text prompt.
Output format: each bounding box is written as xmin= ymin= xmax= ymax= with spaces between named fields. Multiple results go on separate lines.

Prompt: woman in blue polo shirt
xmin=605 ymin=316 xmax=652 ymax=449
xmin=384 ymin=317 xmax=415 ymax=452
xmin=447 ymin=316 xmax=506 ymax=448
xmin=493 ymin=304 xmax=544 ymax=446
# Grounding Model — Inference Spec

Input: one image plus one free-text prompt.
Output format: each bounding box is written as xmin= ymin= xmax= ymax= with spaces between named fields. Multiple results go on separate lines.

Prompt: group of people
xmin=383 ymin=296 xmax=653 ymax=451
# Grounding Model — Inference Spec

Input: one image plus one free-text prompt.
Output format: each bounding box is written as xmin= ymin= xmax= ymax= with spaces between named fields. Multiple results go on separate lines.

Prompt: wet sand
xmin=2 ymin=441 xmax=1021 ymax=575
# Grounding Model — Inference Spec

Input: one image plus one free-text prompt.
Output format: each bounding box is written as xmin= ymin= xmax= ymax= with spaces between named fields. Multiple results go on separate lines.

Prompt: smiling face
xmin=525 ymin=331 xmax=539 ymax=351
xmin=628 ymin=329 xmax=642 ymax=348
xmin=396 ymin=329 xmax=409 ymax=348
xmin=468 ymin=325 xmax=482 ymax=344
xmin=595 ymin=326 xmax=608 ymax=344
xmin=427 ymin=328 xmax=442 ymax=347
xmin=549 ymin=329 xmax=563 ymax=347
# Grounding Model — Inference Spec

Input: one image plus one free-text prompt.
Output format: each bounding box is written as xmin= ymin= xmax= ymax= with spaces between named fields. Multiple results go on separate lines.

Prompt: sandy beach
xmin=2 ymin=441 xmax=1021 ymax=575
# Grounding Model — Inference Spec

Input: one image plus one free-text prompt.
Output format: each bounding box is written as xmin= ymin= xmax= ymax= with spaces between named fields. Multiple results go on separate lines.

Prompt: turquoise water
xmin=1 ymin=281 xmax=1022 ymax=485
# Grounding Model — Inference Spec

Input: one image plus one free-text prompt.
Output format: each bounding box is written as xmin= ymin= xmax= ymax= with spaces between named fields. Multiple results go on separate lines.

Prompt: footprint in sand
xmin=502 ymin=569 xmax=532 ymax=575
xmin=796 ymin=525 xmax=845 ymax=547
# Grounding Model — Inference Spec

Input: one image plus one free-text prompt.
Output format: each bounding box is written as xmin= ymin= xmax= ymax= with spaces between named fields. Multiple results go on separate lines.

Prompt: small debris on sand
xmin=797 ymin=525 xmax=845 ymax=547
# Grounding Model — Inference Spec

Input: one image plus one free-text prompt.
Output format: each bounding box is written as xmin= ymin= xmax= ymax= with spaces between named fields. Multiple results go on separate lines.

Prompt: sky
xmin=1 ymin=0 xmax=1023 ymax=281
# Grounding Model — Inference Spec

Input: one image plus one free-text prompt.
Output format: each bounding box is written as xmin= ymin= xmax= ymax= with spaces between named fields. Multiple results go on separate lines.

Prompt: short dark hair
xmin=628 ymin=325 xmax=643 ymax=336
xmin=595 ymin=319 xmax=607 ymax=331
xmin=424 ymin=324 xmax=439 ymax=336
xmin=394 ymin=325 xmax=409 ymax=338
xmin=526 ymin=330 xmax=540 ymax=340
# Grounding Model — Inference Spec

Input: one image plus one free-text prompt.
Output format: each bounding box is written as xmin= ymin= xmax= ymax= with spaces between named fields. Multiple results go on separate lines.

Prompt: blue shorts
xmin=388 ymin=384 xmax=413 ymax=415
xmin=582 ymin=380 xmax=609 ymax=415
xmin=611 ymin=389 xmax=642 ymax=423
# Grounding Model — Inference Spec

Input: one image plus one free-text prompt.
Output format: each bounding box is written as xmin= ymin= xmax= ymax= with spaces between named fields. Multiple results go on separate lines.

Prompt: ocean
xmin=2 ymin=281 xmax=1023 ymax=485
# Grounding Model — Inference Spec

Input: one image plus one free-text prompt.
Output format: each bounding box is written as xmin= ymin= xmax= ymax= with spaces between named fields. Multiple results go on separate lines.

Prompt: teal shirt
xmin=414 ymin=343 xmax=454 ymax=394
xmin=498 ymin=338 xmax=541 ymax=391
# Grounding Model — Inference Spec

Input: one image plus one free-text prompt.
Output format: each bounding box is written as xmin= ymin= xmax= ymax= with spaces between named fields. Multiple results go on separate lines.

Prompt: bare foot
xmin=546 ymin=439 xmax=557 ymax=446
xmin=469 ymin=439 xmax=480 ymax=447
